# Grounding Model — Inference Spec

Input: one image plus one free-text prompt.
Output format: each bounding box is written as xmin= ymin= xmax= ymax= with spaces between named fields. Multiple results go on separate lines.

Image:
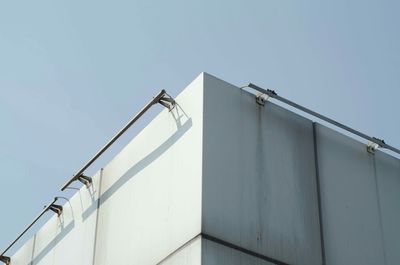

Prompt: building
xmin=2 ymin=73 xmax=399 ymax=265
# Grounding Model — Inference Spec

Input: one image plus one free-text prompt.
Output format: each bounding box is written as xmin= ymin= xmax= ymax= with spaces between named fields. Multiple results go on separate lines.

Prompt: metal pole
xmin=248 ymin=83 xmax=400 ymax=155
xmin=0 ymin=198 xmax=58 ymax=257
xmin=61 ymin=89 xmax=170 ymax=191
xmin=0 ymin=89 xmax=175 ymax=262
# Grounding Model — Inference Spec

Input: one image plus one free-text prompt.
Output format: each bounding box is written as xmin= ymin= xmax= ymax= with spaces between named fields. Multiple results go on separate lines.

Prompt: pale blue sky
xmin=0 ymin=0 xmax=399 ymax=254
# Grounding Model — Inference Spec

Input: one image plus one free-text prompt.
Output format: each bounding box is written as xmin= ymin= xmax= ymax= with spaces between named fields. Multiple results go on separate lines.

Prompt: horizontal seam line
xmin=202 ymin=233 xmax=290 ymax=265
xmin=156 ymin=233 xmax=201 ymax=264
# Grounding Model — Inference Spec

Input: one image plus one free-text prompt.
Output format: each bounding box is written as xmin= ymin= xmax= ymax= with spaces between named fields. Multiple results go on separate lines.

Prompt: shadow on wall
xmin=22 ymin=106 xmax=192 ymax=264
xmin=82 ymin=116 xmax=193 ymax=221
xmin=28 ymin=220 xmax=75 ymax=265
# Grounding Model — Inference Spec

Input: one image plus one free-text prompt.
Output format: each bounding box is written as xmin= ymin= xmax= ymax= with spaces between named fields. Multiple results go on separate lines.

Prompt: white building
xmin=2 ymin=73 xmax=400 ymax=265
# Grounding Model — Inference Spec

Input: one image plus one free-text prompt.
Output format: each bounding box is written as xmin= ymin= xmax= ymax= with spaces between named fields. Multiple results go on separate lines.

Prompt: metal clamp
xmin=158 ymin=93 xmax=176 ymax=110
xmin=48 ymin=203 xmax=63 ymax=216
xmin=0 ymin=256 xmax=10 ymax=265
xmin=367 ymin=137 xmax=386 ymax=154
xmin=76 ymin=174 xmax=92 ymax=187
xmin=256 ymin=93 xmax=270 ymax=106
xmin=367 ymin=141 xmax=379 ymax=154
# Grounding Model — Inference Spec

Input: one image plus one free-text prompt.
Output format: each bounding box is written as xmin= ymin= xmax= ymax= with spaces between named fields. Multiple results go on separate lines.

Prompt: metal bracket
xmin=0 ymin=256 xmax=10 ymax=265
xmin=367 ymin=137 xmax=386 ymax=154
xmin=76 ymin=174 xmax=92 ymax=187
xmin=158 ymin=94 xmax=176 ymax=110
xmin=256 ymin=92 xmax=270 ymax=106
xmin=48 ymin=204 xmax=63 ymax=216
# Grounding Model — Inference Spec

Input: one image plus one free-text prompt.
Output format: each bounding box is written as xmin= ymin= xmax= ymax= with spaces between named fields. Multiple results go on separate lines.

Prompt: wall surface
xmin=201 ymin=73 xmax=399 ymax=265
xmin=315 ymin=124 xmax=400 ymax=265
xmin=93 ymin=74 xmax=203 ymax=265
xmin=202 ymin=238 xmax=275 ymax=265
xmin=8 ymin=73 xmax=204 ymax=265
xmin=202 ymin=74 xmax=322 ymax=265
xmin=156 ymin=236 xmax=277 ymax=265
xmin=6 ymin=73 xmax=400 ymax=265
xmin=159 ymin=237 xmax=202 ymax=265
xmin=10 ymin=170 xmax=101 ymax=265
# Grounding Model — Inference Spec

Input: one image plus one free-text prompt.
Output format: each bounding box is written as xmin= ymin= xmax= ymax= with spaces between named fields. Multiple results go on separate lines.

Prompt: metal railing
xmin=2 ymin=82 xmax=398 ymax=264
xmin=0 ymin=198 xmax=62 ymax=264
xmin=0 ymin=89 xmax=175 ymax=264
xmin=61 ymin=89 xmax=175 ymax=191
xmin=247 ymin=83 xmax=400 ymax=155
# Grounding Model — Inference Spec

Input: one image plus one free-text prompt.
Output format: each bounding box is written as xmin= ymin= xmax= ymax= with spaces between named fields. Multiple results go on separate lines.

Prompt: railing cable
xmin=61 ymin=89 xmax=175 ymax=191
xmin=247 ymin=83 xmax=400 ymax=155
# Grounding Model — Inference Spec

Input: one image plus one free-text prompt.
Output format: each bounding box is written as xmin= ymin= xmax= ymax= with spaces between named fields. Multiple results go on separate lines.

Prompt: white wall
xmin=7 ymin=73 xmax=400 ymax=265
xmin=93 ymin=74 xmax=203 ymax=265
xmin=375 ymin=151 xmax=400 ymax=264
xmin=159 ymin=237 xmax=202 ymax=265
xmin=316 ymin=123 xmax=400 ymax=265
xmin=9 ymin=73 xmax=204 ymax=265
xmin=202 ymin=73 xmax=322 ymax=265
xmin=8 ymin=169 xmax=101 ymax=265
xmin=8 ymin=237 xmax=34 ymax=265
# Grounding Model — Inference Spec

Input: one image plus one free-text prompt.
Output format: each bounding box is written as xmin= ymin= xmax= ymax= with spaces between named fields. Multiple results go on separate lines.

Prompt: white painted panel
xmin=31 ymin=212 xmax=62 ymax=265
xmin=8 ymin=73 xmax=399 ymax=265
xmin=315 ymin=123 xmax=386 ymax=265
xmin=159 ymin=236 xmax=277 ymax=265
xmin=94 ymin=74 xmax=204 ymax=265
xmin=159 ymin=237 xmax=202 ymax=265
xmin=25 ymin=171 xmax=101 ymax=265
xmin=9 ymin=237 xmax=34 ymax=265
xmin=50 ymin=171 xmax=101 ymax=265
xmin=375 ymin=151 xmax=400 ymax=265
xmin=202 ymin=73 xmax=322 ymax=265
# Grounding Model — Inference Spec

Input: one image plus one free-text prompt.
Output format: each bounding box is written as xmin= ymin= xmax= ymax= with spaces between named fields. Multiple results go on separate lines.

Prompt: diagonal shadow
xmin=28 ymin=220 xmax=75 ymax=265
xmin=82 ymin=117 xmax=193 ymax=221
xmin=18 ymin=107 xmax=191 ymax=265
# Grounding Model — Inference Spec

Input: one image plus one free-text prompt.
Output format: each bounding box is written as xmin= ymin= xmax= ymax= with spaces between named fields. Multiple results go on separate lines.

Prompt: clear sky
xmin=0 ymin=0 xmax=399 ymax=254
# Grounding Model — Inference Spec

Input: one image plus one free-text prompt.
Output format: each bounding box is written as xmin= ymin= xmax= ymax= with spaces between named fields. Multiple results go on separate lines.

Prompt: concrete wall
xmin=10 ymin=170 xmax=101 ymax=265
xmin=202 ymin=74 xmax=322 ymax=265
xmin=158 ymin=236 xmax=277 ymax=265
xmin=8 ymin=237 xmax=35 ymax=265
xmin=8 ymin=73 xmax=204 ymax=265
xmin=159 ymin=237 xmax=202 ymax=265
xmin=374 ymin=151 xmax=400 ymax=264
xmin=315 ymin=124 xmax=400 ymax=265
xmin=202 ymin=238 xmax=275 ymax=265
xmin=93 ymin=74 xmax=203 ymax=265
xmin=201 ymin=73 xmax=399 ymax=265
xmin=7 ymin=73 xmax=400 ymax=265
